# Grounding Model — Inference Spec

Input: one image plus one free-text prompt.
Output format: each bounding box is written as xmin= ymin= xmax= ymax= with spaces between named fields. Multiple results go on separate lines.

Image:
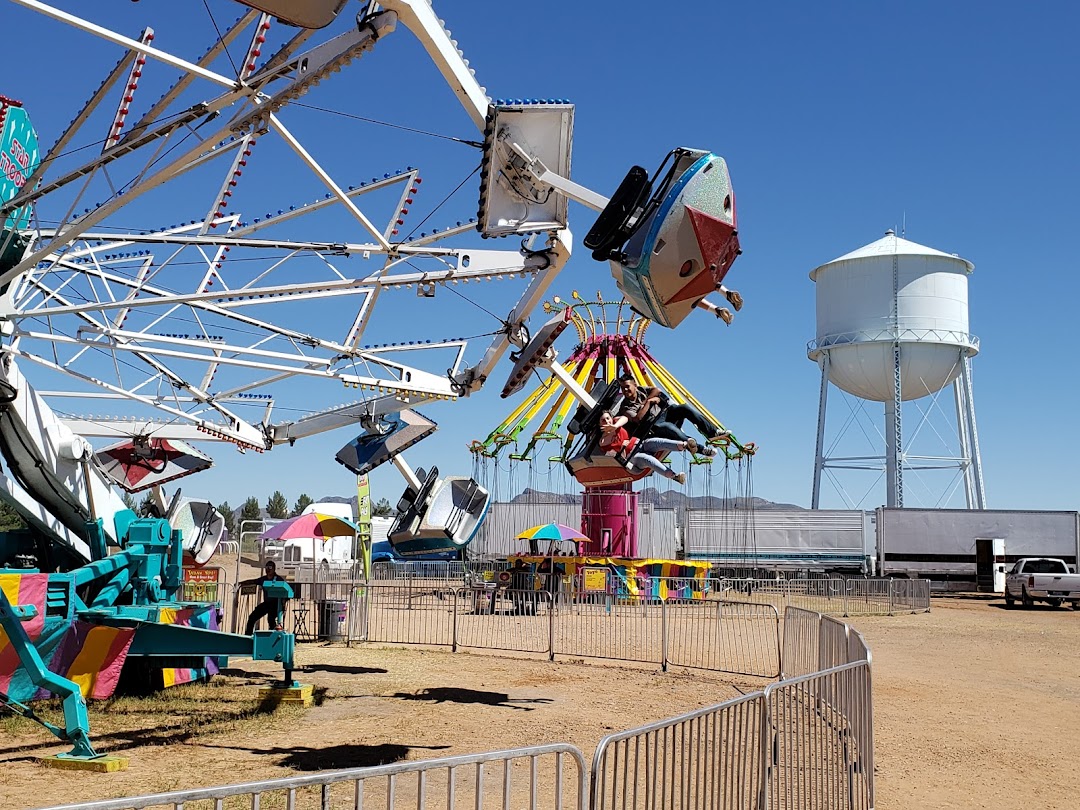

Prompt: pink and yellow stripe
xmin=46 ymin=622 xmax=136 ymax=699
xmin=0 ymin=574 xmax=49 ymax=693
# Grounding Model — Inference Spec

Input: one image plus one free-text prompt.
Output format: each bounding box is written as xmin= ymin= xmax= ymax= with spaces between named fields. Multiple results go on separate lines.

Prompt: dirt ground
xmin=2 ymin=595 xmax=1078 ymax=809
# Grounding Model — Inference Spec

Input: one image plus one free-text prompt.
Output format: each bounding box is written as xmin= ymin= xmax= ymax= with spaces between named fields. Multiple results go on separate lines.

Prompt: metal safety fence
xmin=344 ymin=579 xmax=780 ymax=678
xmin=719 ymin=576 xmax=929 ymax=616
xmin=222 ymin=566 xmax=925 ymax=633
xmin=228 ymin=579 xmax=791 ymax=679
xmin=590 ymin=607 xmax=873 ymax=810
xmin=224 ymin=573 xmax=905 ymax=682
xmin=44 ymin=605 xmax=871 ymax=810
xmin=41 ymin=744 xmax=588 ymax=810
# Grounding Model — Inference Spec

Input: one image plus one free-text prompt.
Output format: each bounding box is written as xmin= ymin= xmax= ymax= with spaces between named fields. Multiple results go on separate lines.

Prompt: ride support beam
xmin=0 ymin=589 xmax=97 ymax=759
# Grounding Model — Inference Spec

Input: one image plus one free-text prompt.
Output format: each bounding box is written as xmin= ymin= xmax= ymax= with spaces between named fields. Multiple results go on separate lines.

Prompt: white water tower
xmin=807 ymin=230 xmax=985 ymax=509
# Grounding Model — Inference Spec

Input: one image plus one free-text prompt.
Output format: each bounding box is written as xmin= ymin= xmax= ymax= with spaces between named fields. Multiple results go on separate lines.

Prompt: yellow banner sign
xmin=582 ymin=568 xmax=608 ymax=592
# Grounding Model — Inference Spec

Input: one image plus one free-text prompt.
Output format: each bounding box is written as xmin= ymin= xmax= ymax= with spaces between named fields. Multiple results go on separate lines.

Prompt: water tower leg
xmin=960 ymin=356 xmax=986 ymax=509
xmin=885 ymin=346 xmax=903 ymax=508
xmin=953 ymin=376 xmax=976 ymax=509
xmin=811 ymin=353 xmax=830 ymax=509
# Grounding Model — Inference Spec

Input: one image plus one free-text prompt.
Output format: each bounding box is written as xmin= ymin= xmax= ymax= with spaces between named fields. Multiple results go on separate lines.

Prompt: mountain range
xmin=234 ymin=490 xmax=800 ymax=522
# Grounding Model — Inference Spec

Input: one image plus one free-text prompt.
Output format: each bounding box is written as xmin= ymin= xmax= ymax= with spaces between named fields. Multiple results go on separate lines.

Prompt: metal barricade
xmin=762 ymin=661 xmax=874 ymax=810
xmin=41 ymin=744 xmax=589 ymax=810
xmin=554 ymin=588 xmax=666 ymax=667
xmin=42 ymin=592 xmax=878 ymax=810
xmin=717 ymin=576 xmax=931 ymax=617
xmin=591 ymin=692 xmax=767 ymax=810
xmin=779 ymin=606 xmax=820 ymax=679
xmin=454 ymin=588 xmax=553 ymax=655
xmin=354 ymin=578 xmax=782 ymax=678
xmin=361 ymin=580 xmax=457 ymax=648
xmin=665 ymin=598 xmax=781 ymax=678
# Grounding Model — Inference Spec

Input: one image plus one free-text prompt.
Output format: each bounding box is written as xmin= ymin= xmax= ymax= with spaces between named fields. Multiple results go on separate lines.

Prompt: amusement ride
xmin=0 ymin=0 xmax=746 ymax=763
xmin=469 ymin=291 xmax=756 ymax=563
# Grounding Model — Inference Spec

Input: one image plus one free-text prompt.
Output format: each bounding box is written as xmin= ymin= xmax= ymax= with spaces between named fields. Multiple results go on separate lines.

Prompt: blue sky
xmin=6 ymin=0 xmax=1079 ymax=513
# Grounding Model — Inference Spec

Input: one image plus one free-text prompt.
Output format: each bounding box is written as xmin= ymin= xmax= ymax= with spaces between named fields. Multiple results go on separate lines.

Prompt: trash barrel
xmin=318 ymin=599 xmax=347 ymax=641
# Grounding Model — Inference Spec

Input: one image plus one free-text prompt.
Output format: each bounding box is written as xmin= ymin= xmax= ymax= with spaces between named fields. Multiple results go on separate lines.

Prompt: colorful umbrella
xmin=259 ymin=511 xmax=361 ymax=541
xmin=94 ymin=437 xmax=213 ymax=493
xmin=516 ymin=523 xmax=589 ymax=542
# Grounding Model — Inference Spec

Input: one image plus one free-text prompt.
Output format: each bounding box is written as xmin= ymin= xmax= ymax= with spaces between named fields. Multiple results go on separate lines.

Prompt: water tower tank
xmin=807 ymin=231 xmax=978 ymax=402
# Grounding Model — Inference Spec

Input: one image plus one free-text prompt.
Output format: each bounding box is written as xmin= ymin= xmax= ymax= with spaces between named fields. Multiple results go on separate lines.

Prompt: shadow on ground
xmin=206 ymin=741 xmax=450 ymax=770
xmin=392 ymin=687 xmax=552 ymax=711
xmin=0 ymin=695 xmax=284 ymax=758
xmin=303 ymin=664 xmax=388 ymax=675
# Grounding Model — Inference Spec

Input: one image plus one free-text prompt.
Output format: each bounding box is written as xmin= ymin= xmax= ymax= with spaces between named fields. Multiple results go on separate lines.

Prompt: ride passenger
xmin=610 ymin=374 xmax=721 ymax=454
xmin=242 ymin=561 xmax=287 ymax=634
xmin=597 ymin=411 xmax=690 ymax=485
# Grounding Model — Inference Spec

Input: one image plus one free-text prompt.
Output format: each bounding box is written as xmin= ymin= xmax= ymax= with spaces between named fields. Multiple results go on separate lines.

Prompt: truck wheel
xmin=1021 ymin=587 xmax=1034 ymax=608
xmin=1004 ymin=589 xmax=1015 ymax=608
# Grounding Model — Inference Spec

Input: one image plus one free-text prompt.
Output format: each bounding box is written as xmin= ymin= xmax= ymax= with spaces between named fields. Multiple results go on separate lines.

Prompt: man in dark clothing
xmin=243 ymin=561 xmax=288 ymax=634
xmin=509 ymin=558 xmax=534 ymax=615
xmin=611 ymin=375 xmax=720 ymax=454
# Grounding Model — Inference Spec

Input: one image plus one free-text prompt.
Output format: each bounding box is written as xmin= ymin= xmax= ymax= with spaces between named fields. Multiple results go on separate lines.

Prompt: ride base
xmin=258 ymin=683 xmax=314 ymax=707
xmin=39 ymin=753 xmax=130 ymax=772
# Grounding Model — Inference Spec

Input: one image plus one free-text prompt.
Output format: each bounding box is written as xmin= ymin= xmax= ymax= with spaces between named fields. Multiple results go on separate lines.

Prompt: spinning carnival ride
xmin=470 ymin=293 xmax=756 ymax=559
xmin=0 ymin=0 xmax=745 ymax=761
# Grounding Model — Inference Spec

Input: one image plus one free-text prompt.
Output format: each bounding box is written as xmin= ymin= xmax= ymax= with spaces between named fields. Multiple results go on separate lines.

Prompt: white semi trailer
xmin=875 ymin=508 xmax=1080 ymax=591
xmin=685 ymin=509 xmax=871 ymax=573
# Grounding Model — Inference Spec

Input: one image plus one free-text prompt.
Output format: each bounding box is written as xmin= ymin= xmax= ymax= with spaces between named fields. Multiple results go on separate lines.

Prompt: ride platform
xmin=258 ymin=683 xmax=314 ymax=707
xmin=39 ymin=753 xmax=129 ymax=772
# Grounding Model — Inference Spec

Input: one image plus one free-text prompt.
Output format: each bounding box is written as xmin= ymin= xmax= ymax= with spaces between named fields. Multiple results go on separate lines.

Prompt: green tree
xmin=266 ymin=490 xmax=289 ymax=520
xmin=290 ymin=493 xmax=314 ymax=517
xmin=138 ymin=493 xmax=155 ymax=517
xmin=240 ymin=496 xmax=262 ymax=524
xmin=372 ymin=497 xmax=393 ymax=517
xmin=0 ymin=500 xmax=26 ymax=532
xmin=239 ymin=496 xmax=263 ymax=554
xmin=122 ymin=492 xmax=137 ymax=512
xmin=216 ymin=501 xmax=236 ymax=539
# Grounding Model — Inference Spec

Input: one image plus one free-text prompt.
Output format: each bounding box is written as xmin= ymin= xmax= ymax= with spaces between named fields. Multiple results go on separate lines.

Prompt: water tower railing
xmin=807 ymin=327 xmax=979 ymax=355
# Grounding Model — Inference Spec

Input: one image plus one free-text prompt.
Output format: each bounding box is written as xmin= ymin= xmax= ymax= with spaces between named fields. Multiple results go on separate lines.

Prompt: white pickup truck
xmin=1004 ymin=558 xmax=1080 ymax=609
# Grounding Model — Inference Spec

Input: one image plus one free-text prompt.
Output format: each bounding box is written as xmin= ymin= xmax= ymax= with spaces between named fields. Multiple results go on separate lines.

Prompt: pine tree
xmin=0 ymin=500 xmax=25 ymax=531
xmin=372 ymin=497 xmax=393 ymax=517
xmin=216 ymin=501 xmax=236 ymax=539
xmin=266 ymin=490 xmax=289 ymax=520
xmin=290 ymin=493 xmax=314 ymax=517
xmin=122 ymin=492 xmax=137 ymax=512
xmin=240 ymin=496 xmax=262 ymax=524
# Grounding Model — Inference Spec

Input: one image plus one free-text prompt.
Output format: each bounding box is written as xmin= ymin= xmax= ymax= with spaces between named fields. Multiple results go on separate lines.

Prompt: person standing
xmin=242 ymin=561 xmax=287 ymax=634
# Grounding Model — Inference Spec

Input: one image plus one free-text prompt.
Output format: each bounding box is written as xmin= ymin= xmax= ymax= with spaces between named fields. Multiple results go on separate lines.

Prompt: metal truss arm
xmin=456 ymin=230 xmax=572 ymax=394
xmin=378 ymin=0 xmax=489 ymax=130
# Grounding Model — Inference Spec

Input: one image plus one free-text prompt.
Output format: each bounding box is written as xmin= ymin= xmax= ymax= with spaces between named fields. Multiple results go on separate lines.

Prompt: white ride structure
xmin=807 ymin=230 xmax=985 ymax=510
xmin=0 ymin=0 xmax=744 ymax=559
xmin=0 ymin=0 xmax=751 ymax=759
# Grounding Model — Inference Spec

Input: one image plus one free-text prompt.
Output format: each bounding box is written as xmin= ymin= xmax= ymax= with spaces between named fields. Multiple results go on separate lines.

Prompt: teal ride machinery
xmin=0 ymin=511 xmax=298 ymax=762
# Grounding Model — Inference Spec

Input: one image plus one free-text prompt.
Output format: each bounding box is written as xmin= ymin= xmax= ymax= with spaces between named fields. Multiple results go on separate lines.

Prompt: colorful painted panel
xmin=0 ymin=98 xmax=39 ymax=229
xmin=42 ymin=622 xmax=136 ymax=700
xmin=508 ymin=556 xmax=711 ymax=600
xmin=157 ymin=604 xmax=222 ymax=688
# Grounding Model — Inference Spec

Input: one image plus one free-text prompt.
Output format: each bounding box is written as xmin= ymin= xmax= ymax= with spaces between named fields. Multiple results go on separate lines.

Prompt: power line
xmin=291 ymin=101 xmax=482 ymax=148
